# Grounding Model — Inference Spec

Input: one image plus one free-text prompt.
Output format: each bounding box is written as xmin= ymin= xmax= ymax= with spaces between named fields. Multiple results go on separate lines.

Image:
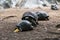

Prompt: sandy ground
xmin=0 ymin=7 xmax=60 ymax=40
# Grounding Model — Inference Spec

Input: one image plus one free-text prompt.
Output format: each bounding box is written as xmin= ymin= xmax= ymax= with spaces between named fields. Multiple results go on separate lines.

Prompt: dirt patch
xmin=0 ymin=7 xmax=60 ymax=40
